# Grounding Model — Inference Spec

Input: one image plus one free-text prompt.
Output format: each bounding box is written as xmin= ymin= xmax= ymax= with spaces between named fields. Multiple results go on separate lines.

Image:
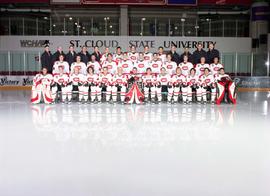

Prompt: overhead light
xmin=266 ymin=61 xmax=269 ymax=66
xmin=141 ymin=18 xmax=146 ymax=21
xmin=75 ymin=22 xmax=77 ymax=25
xmin=195 ymin=25 xmax=199 ymax=29
xmin=44 ymin=16 xmax=48 ymax=20
xmin=69 ymin=17 xmax=73 ymax=20
xmin=109 ymin=25 xmax=112 ymax=28
xmin=53 ymin=24 xmax=56 ymax=27
xmin=206 ymin=18 xmax=210 ymax=22
xmin=111 ymin=31 xmax=115 ymax=34
xmin=181 ymin=18 xmax=185 ymax=22
xmin=174 ymin=26 xmax=178 ymax=30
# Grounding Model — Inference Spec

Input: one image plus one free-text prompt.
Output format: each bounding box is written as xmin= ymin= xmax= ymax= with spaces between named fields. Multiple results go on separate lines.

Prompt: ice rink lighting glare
xmin=266 ymin=61 xmax=269 ymax=66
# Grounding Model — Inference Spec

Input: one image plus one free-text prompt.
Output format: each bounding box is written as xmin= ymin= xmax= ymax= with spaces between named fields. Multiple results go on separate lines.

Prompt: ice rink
xmin=0 ymin=90 xmax=270 ymax=196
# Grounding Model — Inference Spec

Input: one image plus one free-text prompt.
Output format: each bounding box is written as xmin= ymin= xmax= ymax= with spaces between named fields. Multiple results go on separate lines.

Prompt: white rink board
xmin=0 ymin=36 xmax=252 ymax=53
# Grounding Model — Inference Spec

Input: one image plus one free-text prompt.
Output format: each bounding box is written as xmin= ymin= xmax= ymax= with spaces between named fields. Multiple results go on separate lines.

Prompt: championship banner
xmin=0 ymin=76 xmax=34 ymax=86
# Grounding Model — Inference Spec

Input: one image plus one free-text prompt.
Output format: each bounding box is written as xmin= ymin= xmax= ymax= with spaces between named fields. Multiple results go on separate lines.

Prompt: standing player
xmin=102 ymin=53 xmax=118 ymax=74
xmin=100 ymin=47 xmax=110 ymax=65
xmin=87 ymin=54 xmax=101 ymax=74
xmin=113 ymin=46 xmax=123 ymax=64
xmin=149 ymin=53 xmax=163 ymax=76
xmin=199 ymin=68 xmax=216 ymax=104
xmin=84 ymin=66 xmax=99 ymax=103
xmin=186 ymin=68 xmax=201 ymax=104
xmin=195 ymin=56 xmax=210 ymax=76
xmin=171 ymin=67 xmax=188 ymax=104
xmin=70 ymin=55 xmax=87 ymax=75
xmin=96 ymin=67 xmax=113 ymax=102
xmin=111 ymin=67 xmax=128 ymax=103
xmin=119 ymin=53 xmax=133 ymax=75
xmin=210 ymin=57 xmax=223 ymax=78
xmin=135 ymin=52 xmax=148 ymax=76
xmin=163 ymin=53 xmax=177 ymax=76
xmin=178 ymin=55 xmax=193 ymax=77
xmin=157 ymin=46 xmax=166 ymax=64
xmin=52 ymin=54 xmax=69 ymax=74
xmin=142 ymin=68 xmax=156 ymax=103
xmin=68 ymin=67 xmax=86 ymax=104
xmin=128 ymin=45 xmax=139 ymax=64
xmin=156 ymin=67 xmax=173 ymax=103
xmin=143 ymin=45 xmax=153 ymax=64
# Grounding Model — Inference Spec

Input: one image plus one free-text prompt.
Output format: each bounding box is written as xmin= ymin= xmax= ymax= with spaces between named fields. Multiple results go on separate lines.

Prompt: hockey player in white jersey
xmin=195 ymin=56 xmax=210 ymax=76
xmin=111 ymin=67 xmax=128 ymax=103
xmin=96 ymin=66 xmax=113 ymax=102
xmin=51 ymin=65 xmax=70 ymax=103
xmin=31 ymin=67 xmax=53 ymax=104
xmin=128 ymin=45 xmax=139 ymax=64
xmin=171 ymin=67 xmax=188 ymax=104
xmin=178 ymin=55 xmax=194 ymax=77
xmin=142 ymin=67 xmax=156 ymax=103
xmin=119 ymin=53 xmax=133 ymax=75
xmin=113 ymin=46 xmax=123 ymax=64
xmin=52 ymin=54 xmax=70 ymax=75
xmin=87 ymin=54 xmax=101 ymax=74
xmin=149 ymin=53 xmax=163 ymax=75
xmin=100 ymin=47 xmax=110 ymax=65
xmin=210 ymin=57 xmax=223 ymax=78
xmin=199 ymin=68 xmax=217 ymax=104
xmin=68 ymin=67 xmax=86 ymax=103
xmin=84 ymin=66 xmax=99 ymax=103
xmin=156 ymin=67 xmax=173 ymax=103
xmin=102 ymin=53 xmax=118 ymax=74
xmin=164 ymin=53 xmax=177 ymax=76
xmin=143 ymin=45 xmax=153 ymax=64
xmin=157 ymin=46 xmax=166 ymax=64
xmin=70 ymin=55 xmax=87 ymax=75
xmin=135 ymin=52 xmax=148 ymax=76
xmin=186 ymin=68 xmax=201 ymax=104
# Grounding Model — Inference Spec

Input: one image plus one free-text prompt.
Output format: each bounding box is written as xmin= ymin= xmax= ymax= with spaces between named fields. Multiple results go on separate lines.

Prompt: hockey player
xmin=156 ymin=67 xmax=173 ymax=103
xmin=134 ymin=52 xmax=148 ymax=76
xmin=178 ymin=55 xmax=194 ymax=77
xmin=96 ymin=66 xmax=113 ymax=102
xmin=164 ymin=53 xmax=177 ymax=76
xmin=70 ymin=55 xmax=87 ymax=75
xmin=68 ymin=67 xmax=86 ymax=103
xmin=186 ymin=68 xmax=201 ymax=104
xmin=51 ymin=65 xmax=70 ymax=103
xmin=157 ymin=46 xmax=166 ymax=64
xmin=195 ymin=56 xmax=210 ymax=76
xmin=83 ymin=66 xmax=99 ymax=103
xmin=216 ymin=68 xmax=236 ymax=105
xmin=128 ymin=45 xmax=139 ymax=64
xmin=87 ymin=54 xmax=101 ymax=74
xmin=52 ymin=54 xmax=69 ymax=75
xmin=210 ymin=57 xmax=223 ymax=78
xmin=171 ymin=67 xmax=188 ymax=104
xmin=111 ymin=67 xmax=128 ymax=103
xmin=199 ymin=68 xmax=216 ymax=104
xmin=113 ymin=46 xmax=123 ymax=64
xmin=31 ymin=67 xmax=53 ymax=104
xmin=119 ymin=53 xmax=133 ymax=75
xmin=142 ymin=67 xmax=156 ymax=103
xmin=100 ymin=47 xmax=110 ymax=65
xmin=143 ymin=45 xmax=153 ymax=64
xmin=149 ymin=53 xmax=163 ymax=76
xmin=102 ymin=53 xmax=118 ymax=74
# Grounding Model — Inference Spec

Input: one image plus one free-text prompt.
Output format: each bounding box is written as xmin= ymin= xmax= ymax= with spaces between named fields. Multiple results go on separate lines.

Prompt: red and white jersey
xmin=195 ymin=63 xmax=210 ymax=76
xmin=143 ymin=52 xmax=153 ymax=63
xmin=186 ymin=75 xmax=200 ymax=86
xmin=164 ymin=61 xmax=177 ymax=76
xmin=98 ymin=73 xmax=113 ymax=85
xmin=178 ymin=62 xmax=194 ymax=77
xmin=70 ymin=62 xmax=87 ymax=75
xmin=128 ymin=52 xmax=138 ymax=63
xmin=102 ymin=60 xmax=118 ymax=74
xmin=52 ymin=61 xmax=70 ymax=75
xmin=112 ymin=74 xmax=128 ymax=86
xmin=53 ymin=73 xmax=69 ymax=85
xmin=210 ymin=63 xmax=223 ymax=77
xmin=149 ymin=60 xmax=163 ymax=75
xmin=171 ymin=74 xmax=187 ymax=85
xmin=156 ymin=74 xmax=172 ymax=86
xmin=87 ymin=61 xmax=101 ymax=74
xmin=69 ymin=73 xmax=86 ymax=85
xmin=200 ymin=74 xmax=215 ymax=86
xmin=86 ymin=74 xmax=99 ymax=85
xmin=158 ymin=53 xmax=166 ymax=63
xmin=135 ymin=60 xmax=148 ymax=75
xmin=119 ymin=60 xmax=133 ymax=74
xmin=113 ymin=53 xmax=123 ymax=64
xmin=142 ymin=74 xmax=156 ymax=85
xmin=33 ymin=74 xmax=53 ymax=86
xmin=100 ymin=53 xmax=109 ymax=65
xmin=215 ymin=74 xmax=231 ymax=81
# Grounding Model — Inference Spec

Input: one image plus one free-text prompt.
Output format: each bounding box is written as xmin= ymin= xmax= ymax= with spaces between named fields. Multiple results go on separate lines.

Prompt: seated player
xmin=149 ymin=53 xmax=163 ymax=76
xmin=156 ymin=67 xmax=173 ymax=103
xmin=52 ymin=54 xmax=69 ymax=74
xmin=51 ymin=65 xmax=70 ymax=104
xmin=142 ymin=67 xmax=156 ymax=103
xmin=84 ymin=66 xmax=99 ymax=103
xmin=87 ymin=54 xmax=101 ymax=74
xmin=195 ymin=56 xmax=210 ymax=76
xmin=216 ymin=68 xmax=237 ymax=105
xmin=163 ymin=53 xmax=177 ymax=76
xmin=186 ymin=68 xmax=201 ymax=104
xmin=135 ymin=52 xmax=148 ymax=76
xmin=70 ymin=55 xmax=87 ymax=75
xmin=199 ymin=68 xmax=216 ymax=104
xmin=31 ymin=67 xmax=53 ymax=104
xmin=102 ymin=53 xmax=117 ymax=74
xmin=210 ymin=57 xmax=223 ymax=78
xmin=178 ymin=55 xmax=193 ymax=77
xmin=68 ymin=67 xmax=86 ymax=104
xmin=111 ymin=67 xmax=128 ymax=104
xmin=119 ymin=53 xmax=133 ymax=75
xmin=171 ymin=67 xmax=188 ymax=104
xmin=96 ymin=66 xmax=113 ymax=102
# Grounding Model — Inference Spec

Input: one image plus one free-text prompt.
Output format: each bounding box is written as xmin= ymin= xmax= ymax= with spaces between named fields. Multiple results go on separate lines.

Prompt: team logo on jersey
xmin=144 ymin=56 xmax=150 ymax=60
xmin=146 ymin=79 xmax=151 ymax=83
xmin=200 ymin=67 xmax=205 ymax=71
xmin=152 ymin=64 xmax=158 ymax=68
xmin=122 ymin=64 xmax=128 ymax=68
xmin=167 ymin=64 xmax=172 ymax=69
xmin=116 ymin=79 xmax=123 ymax=84
xmin=182 ymin=66 xmax=188 ymax=70
xmin=75 ymin=66 xmax=81 ymax=70
xmin=58 ymin=79 xmax=64 ymax=83
xmin=205 ymin=79 xmax=210 ymax=83
xmin=214 ymin=67 xmax=219 ymax=71
xmin=102 ymin=78 xmax=108 ymax=82
xmin=87 ymin=78 xmax=93 ymax=82
xmin=177 ymin=79 xmax=182 ymax=83
xmin=73 ymin=77 xmax=80 ymax=82
xmin=161 ymin=78 xmax=167 ymax=83
xmin=130 ymin=56 xmax=136 ymax=60
xmin=107 ymin=65 xmax=112 ymax=69
xmin=138 ymin=64 xmax=144 ymax=68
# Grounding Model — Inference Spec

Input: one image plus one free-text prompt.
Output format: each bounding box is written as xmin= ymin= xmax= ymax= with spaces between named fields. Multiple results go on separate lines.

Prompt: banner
xmin=0 ymin=36 xmax=252 ymax=53
xmin=0 ymin=76 xmax=34 ymax=86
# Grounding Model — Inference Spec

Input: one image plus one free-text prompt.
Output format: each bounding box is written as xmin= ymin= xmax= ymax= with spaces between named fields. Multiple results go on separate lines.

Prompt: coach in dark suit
xmin=79 ymin=46 xmax=91 ymax=65
xmin=92 ymin=46 xmax=101 ymax=62
xmin=52 ymin=46 xmax=65 ymax=63
xmin=192 ymin=43 xmax=207 ymax=64
xmin=180 ymin=47 xmax=193 ymax=63
xmin=168 ymin=45 xmax=181 ymax=65
xmin=41 ymin=45 xmax=53 ymax=73
xmin=206 ymin=43 xmax=220 ymax=64
xmin=65 ymin=45 xmax=77 ymax=66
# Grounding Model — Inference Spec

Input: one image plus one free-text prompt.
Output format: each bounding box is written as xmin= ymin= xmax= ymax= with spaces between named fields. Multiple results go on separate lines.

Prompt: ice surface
xmin=0 ymin=91 xmax=269 ymax=196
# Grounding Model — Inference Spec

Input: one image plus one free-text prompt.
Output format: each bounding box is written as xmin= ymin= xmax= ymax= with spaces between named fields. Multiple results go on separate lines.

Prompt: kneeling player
xmin=199 ymin=68 xmax=216 ymax=104
xmin=156 ymin=67 xmax=173 ymax=103
xmin=31 ymin=67 xmax=53 ymax=104
xmin=96 ymin=67 xmax=113 ymax=102
xmin=171 ymin=67 xmax=188 ymax=104
xmin=111 ymin=67 xmax=128 ymax=103
xmin=142 ymin=68 xmax=156 ymax=103
xmin=216 ymin=68 xmax=236 ymax=104
xmin=51 ymin=66 xmax=69 ymax=103
xmin=68 ymin=67 xmax=86 ymax=103
xmin=186 ymin=68 xmax=201 ymax=104
xmin=84 ymin=66 xmax=99 ymax=103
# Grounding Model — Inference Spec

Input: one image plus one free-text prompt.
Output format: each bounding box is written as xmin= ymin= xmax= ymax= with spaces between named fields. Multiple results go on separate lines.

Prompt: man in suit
xmin=41 ymin=45 xmax=53 ymax=73
xmin=79 ymin=46 xmax=91 ymax=65
xmin=192 ymin=43 xmax=207 ymax=65
xmin=92 ymin=46 xmax=101 ymax=62
xmin=206 ymin=43 xmax=220 ymax=64
xmin=65 ymin=45 xmax=77 ymax=67
xmin=167 ymin=45 xmax=181 ymax=65
xmin=52 ymin=46 xmax=65 ymax=64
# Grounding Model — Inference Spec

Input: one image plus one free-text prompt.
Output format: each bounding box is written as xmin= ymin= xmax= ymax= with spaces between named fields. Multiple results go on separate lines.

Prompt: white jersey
xmin=215 ymin=74 xmax=231 ymax=82
xmin=156 ymin=74 xmax=172 ymax=86
xmin=135 ymin=60 xmax=148 ymax=75
xmin=142 ymin=74 xmax=156 ymax=85
xmin=178 ymin=62 xmax=194 ymax=77
xmin=186 ymin=75 xmax=200 ymax=86
xmin=33 ymin=73 xmax=53 ymax=86
xmin=200 ymin=74 xmax=215 ymax=86
xmin=70 ymin=62 xmax=87 ymax=75
xmin=210 ymin=63 xmax=223 ymax=77
xmin=195 ymin=63 xmax=210 ymax=76
xmin=98 ymin=73 xmax=113 ymax=85
xmin=87 ymin=61 xmax=101 ymax=74
xmin=171 ymin=74 xmax=187 ymax=85
xmin=102 ymin=60 xmax=118 ymax=74
xmin=69 ymin=73 xmax=86 ymax=85
xmin=164 ymin=61 xmax=177 ymax=76
xmin=158 ymin=53 xmax=166 ymax=63
xmin=113 ymin=53 xmax=123 ymax=64
xmin=86 ymin=74 xmax=99 ymax=85
xmin=128 ymin=52 xmax=138 ymax=63
xmin=143 ymin=52 xmax=153 ymax=63
xmin=52 ymin=61 xmax=70 ymax=74
xmin=112 ymin=74 xmax=128 ymax=86
xmin=100 ymin=53 xmax=109 ymax=65
xmin=149 ymin=60 xmax=163 ymax=75
xmin=119 ymin=60 xmax=133 ymax=74
xmin=53 ymin=73 xmax=69 ymax=86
